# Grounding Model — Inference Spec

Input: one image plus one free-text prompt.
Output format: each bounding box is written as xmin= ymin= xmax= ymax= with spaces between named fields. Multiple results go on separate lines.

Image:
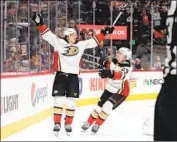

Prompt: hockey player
xmin=154 ymin=1 xmax=177 ymax=141
xmin=81 ymin=47 xmax=133 ymax=133
xmin=32 ymin=13 xmax=114 ymax=135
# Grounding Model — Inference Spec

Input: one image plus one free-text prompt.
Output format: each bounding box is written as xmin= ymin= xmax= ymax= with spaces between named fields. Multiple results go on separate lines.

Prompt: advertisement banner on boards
xmin=1 ymin=75 xmax=54 ymax=126
xmin=79 ymin=71 xmax=163 ymax=98
xmin=78 ymin=24 xmax=128 ymax=40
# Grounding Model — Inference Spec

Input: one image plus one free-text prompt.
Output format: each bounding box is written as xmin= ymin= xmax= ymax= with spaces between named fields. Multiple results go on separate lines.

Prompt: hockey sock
xmin=53 ymin=106 xmax=63 ymax=124
xmin=87 ymin=109 xmax=99 ymax=124
xmin=95 ymin=101 xmax=113 ymax=126
xmin=95 ymin=111 xmax=108 ymax=126
xmin=65 ymin=109 xmax=75 ymax=125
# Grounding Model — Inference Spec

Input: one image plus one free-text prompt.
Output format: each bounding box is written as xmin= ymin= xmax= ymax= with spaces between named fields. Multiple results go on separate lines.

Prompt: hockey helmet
xmin=118 ymin=47 xmax=132 ymax=60
xmin=63 ymin=28 xmax=77 ymax=37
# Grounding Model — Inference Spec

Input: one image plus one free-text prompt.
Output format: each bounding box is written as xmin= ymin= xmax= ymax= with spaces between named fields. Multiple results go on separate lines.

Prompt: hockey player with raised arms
xmin=32 ymin=13 xmax=114 ymax=136
xmin=81 ymin=47 xmax=133 ymax=134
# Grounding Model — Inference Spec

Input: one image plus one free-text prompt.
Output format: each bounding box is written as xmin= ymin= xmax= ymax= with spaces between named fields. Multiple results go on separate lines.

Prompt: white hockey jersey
xmin=105 ymin=61 xmax=133 ymax=94
xmin=37 ymin=25 xmax=104 ymax=74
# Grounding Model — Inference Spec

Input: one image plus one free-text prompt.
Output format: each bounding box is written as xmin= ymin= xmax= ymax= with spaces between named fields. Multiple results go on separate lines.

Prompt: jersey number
xmin=121 ymin=68 xmax=129 ymax=74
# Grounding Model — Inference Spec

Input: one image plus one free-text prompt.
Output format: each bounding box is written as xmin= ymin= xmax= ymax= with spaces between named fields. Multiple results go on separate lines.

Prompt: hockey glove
xmin=101 ymin=26 xmax=114 ymax=35
xmin=99 ymin=68 xmax=114 ymax=78
xmin=32 ymin=13 xmax=44 ymax=26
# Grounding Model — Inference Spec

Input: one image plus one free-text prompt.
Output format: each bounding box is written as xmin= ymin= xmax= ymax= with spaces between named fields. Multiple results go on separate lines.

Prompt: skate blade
xmin=81 ymin=129 xmax=89 ymax=133
xmin=66 ymin=132 xmax=72 ymax=136
xmin=90 ymin=131 xmax=97 ymax=135
xmin=53 ymin=131 xmax=59 ymax=137
xmin=81 ymin=129 xmax=87 ymax=132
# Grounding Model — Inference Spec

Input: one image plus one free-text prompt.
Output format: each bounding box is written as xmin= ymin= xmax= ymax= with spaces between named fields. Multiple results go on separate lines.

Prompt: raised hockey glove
xmin=32 ymin=13 xmax=44 ymax=26
xmin=99 ymin=68 xmax=114 ymax=78
xmin=101 ymin=26 xmax=114 ymax=35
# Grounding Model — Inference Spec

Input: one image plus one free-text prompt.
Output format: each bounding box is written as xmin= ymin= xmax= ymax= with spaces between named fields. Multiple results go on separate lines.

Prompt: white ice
xmin=3 ymin=100 xmax=155 ymax=141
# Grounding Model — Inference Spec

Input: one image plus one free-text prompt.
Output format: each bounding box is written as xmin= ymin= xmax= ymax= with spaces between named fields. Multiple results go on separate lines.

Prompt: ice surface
xmin=3 ymin=100 xmax=155 ymax=141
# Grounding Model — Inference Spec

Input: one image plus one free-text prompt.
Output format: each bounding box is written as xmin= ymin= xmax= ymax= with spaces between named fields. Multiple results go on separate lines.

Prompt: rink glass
xmin=0 ymin=0 xmax=166 ymax=75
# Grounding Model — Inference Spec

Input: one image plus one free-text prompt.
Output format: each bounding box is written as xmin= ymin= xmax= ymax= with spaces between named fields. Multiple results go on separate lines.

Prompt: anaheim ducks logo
xmin=62 ymin=46 xmax=79 ymax=56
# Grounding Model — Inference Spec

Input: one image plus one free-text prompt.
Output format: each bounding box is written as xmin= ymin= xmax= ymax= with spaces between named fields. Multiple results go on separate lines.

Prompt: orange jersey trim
xmin=36 ymin=24 xmax=48 ymax=34
xmin=95 ymin=33 xmax=105 ymax=44
xmin=120 ymin=80 xmax=130 ymax=96
xmin=53 ymin=51 xmax=61 ymax=72
xmin=113 ymin=71 xmax=123 ymax=80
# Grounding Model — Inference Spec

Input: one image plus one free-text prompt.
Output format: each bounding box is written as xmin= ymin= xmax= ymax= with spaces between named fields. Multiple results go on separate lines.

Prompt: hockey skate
xmin=91 ymin=124 xmax=100 ymax=134
xmin=53 ymin=123 xmax=61 ymax=137
xmin=81 ymin=122 xmax=91 ymax=132
xmin=64 ymin=124 xmax=72 ymax=136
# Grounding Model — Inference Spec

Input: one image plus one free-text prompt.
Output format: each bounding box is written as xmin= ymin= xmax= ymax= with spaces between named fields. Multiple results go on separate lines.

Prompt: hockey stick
xmin=112 ymin=11 xmax=123 ymax=26
xmin=85 ymin=11 xmax=123 ymax=68
xmin=82 ymin=59 xmax=102 ymax=68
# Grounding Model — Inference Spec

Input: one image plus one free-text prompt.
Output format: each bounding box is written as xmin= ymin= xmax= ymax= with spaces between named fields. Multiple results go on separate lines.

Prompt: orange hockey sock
xmin=53 ymin=106 xmax=63 ymax=124
xmin=95 ymin=111 xmax=108 ymax=126
xmin=65 ymin=109 xmax=75 ymax=125
xmin=87 ymin=109 xmax=99 ymax=124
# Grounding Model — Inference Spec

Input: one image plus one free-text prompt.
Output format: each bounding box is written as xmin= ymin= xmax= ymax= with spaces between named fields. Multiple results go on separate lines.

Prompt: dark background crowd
xmin=0 ymin=0 xmax=168 ymax=73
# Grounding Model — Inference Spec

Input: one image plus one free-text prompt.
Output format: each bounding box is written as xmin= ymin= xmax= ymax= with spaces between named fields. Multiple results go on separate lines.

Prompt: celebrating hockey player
xmin=32 ymin=13 xmax=114 ymax=136
xmin=81 ymin=47 xmax=133 ymax=134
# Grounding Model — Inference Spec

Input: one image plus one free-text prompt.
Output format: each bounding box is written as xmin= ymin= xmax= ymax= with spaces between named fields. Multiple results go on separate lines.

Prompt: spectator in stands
xmin=68 ymin=20 xmax=80 ymax=38
xmin=18 ymin=1 xmax=28 ymax=23
xmin=71 ymin=0 xmax=81 ymax=20
xmin=4 ymin=43 xmax=18 ymax=72
xmin=19 ymin=43 xmax=27 ymax=55
xmin=153 ymin=6 xmax=161 ymax=31
xmin=40 ymin=43 xmax=50 ymax=70
xmin=54 ymin=17 xmax=68 ymax=38
xmin=161 ymin=56 xmax=168 ymax=69
xmin=7 ymin=2 xmax=16 ymax=23
xmin=30 ymin=50 xmax=41 ymax=71
xmin=153 ymin=56 xmax=162 ymax=70
xmin=1 ymin=0 xmax=169 ymax=72
xmin=68 ymin=20 xmax=76 ymax=28
xmin=81 ymin=28 xmax=93 ymax=40
xmin=17 ymin=51 xmax=30 ymax=72
xmin=6 ymin=43 xmax=17 ymax=62
xmin=40 ymin=1 xmax=48 ymax=19
xmin=30 ymin=2 xmax=39 ymax=13
xmin=57 ymin=1 xmax=67 ymax=19
xmin=55 ymin=27 xmax=65 ymax=38
xmin=6 ymin=24 xmax=16 ymax=41
xmin=132 ymin=58 xmax=143 ymax=70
